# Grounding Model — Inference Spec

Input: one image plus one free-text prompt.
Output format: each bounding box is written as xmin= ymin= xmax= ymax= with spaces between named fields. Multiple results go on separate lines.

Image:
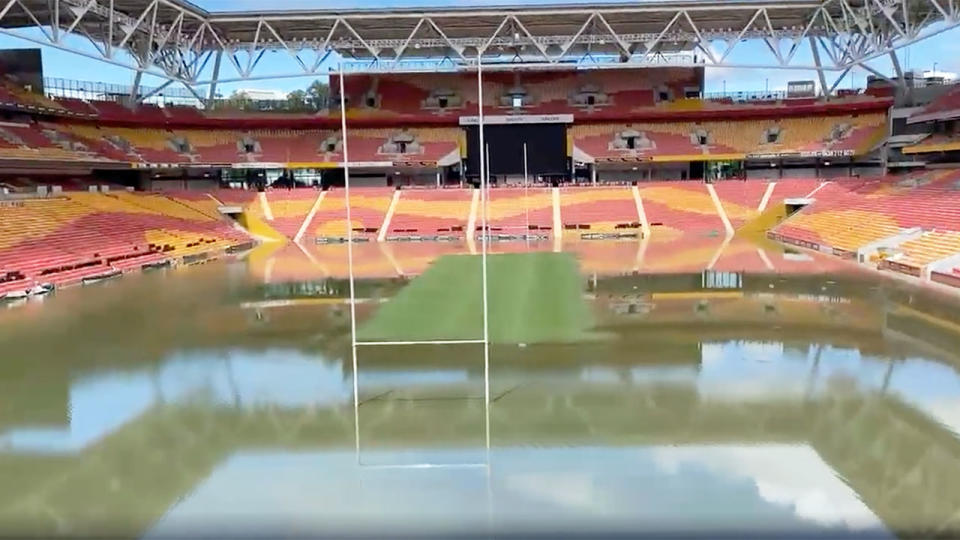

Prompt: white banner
xmin=231 ymin=162 xmax=285 ymax=169
xmin=459 ymin=114 xmax=574 ymax=125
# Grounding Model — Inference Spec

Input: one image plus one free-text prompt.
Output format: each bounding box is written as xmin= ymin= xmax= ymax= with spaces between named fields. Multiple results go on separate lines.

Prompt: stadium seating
xmin=909 ymin=84 xmax=960 ymax=122
xmin=559 ymin=187 xmax=640 ymax=233
xmin=637 ymin=182 xmax=724 ymax=235
xmin=0 ymin=192 xmax=250 ymax=293
xmin=901 ymin=133 xmax=960 ymax=154
xmin=483 ymin=188 xmax=554 ymax=233
xmin=388 ymin=189 xmax=472 ymax=237
xmin=265 ymin=189 xmax=322 ymax=239
xmin=92 ymin=127 xmax=184 ymax=163
xmin=888 ymin=231 xmax=960 ymax=275
xmin=712 ymin=180 xmax=770 ymax=228
xmin=300 ymin=187 xmax=393 ymax=240
xmin=178 ymin=130 xmax=242 ymax=163
xmin=773 ymin=171 xmax=960 ymax=257
xmin=572 ymin=114 xmax=886 ymax=162
xmin=251 ymin=130 xmax=325 ymax=163
xmin=769 ymin=178 xmax=824 ymax=201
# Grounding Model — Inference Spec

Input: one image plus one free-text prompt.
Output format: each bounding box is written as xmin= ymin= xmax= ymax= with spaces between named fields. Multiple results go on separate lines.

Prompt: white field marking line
xmin=294 ymin=190 xmax=326 ymax=243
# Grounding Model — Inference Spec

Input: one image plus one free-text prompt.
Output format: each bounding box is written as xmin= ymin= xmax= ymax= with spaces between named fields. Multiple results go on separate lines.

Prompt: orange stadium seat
xmin=773 ymin=171 xmax=960 ymax=256
xmin=483 ymin=188 xmax=554 ymax=233
xmin=265 ymin=188 xmax=323 ymax=239
xmin=300 ymin=188 xmax=393 ymax=241
xmin=559 ymin=186 xmax=640 ymax=234
xmin=637 ymin=182 xmax=724 ymax=235
xmin=0 ymin=192 xmax=250 ymax=292
xmin=388 ymin=188 xmax=472 ymax=238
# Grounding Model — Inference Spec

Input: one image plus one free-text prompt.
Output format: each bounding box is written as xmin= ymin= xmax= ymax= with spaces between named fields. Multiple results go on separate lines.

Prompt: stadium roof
xmin=0 ymin=0 xmax=956 ymax=93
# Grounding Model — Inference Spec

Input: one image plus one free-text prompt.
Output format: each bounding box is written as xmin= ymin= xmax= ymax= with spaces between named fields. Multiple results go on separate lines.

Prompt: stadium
xmin=1 ymin=0 xmax=960 ymax=537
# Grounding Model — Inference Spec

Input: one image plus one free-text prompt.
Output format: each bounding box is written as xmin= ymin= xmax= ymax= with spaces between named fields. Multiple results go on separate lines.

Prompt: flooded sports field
xmin=1 ymin=238 xmax=959 ymax=539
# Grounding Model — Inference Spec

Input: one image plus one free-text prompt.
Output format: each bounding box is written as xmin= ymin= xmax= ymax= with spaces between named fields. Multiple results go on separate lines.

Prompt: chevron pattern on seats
xmin=301 ymin=188 xmax=393 ymax=240
xmin=389 ymin=189 xmax=472 ymax=237
xmin=559 ymin=187 xmax=639 ymax=232
xmin=638 ymin=182 xmax=724 ymax=235
xmin=483 ymin=188 xmax=554 ymax=232
xmin=266 ymin=189 xmax=321 ymax=239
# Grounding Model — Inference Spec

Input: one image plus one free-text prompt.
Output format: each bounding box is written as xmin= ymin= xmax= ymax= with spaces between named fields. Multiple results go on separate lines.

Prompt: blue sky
xmin=0 ymin=0 xmax=957 ymax=98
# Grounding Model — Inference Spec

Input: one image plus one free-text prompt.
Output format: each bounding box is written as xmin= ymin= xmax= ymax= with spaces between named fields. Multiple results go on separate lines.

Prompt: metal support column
xmin=207 ymin=50 xmax=224 ymax=108
xmin=809 ymin=36 xmax=829 ymax=97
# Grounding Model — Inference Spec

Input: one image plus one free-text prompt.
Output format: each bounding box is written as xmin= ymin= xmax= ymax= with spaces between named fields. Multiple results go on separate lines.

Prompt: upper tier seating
xmin=572 ymin=114 xmax=886 ymax=162
xmin=338 ymin=69 xmax=888 ymax=122
xmin=177 ymin=130 xmax=242 ymax=163
xmin=388 ymin=189 xmax=472 ymax=237
xmin=910 ymin=84 xmax=960 ymax=122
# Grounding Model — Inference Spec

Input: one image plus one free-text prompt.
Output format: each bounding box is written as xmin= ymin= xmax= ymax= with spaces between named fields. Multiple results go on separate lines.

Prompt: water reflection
xmin=0 ymin=240 xmax=958 ymax=537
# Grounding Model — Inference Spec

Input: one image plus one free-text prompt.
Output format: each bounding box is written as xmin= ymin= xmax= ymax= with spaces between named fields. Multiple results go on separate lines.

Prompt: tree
xmin=287 ymin=89 xmax=307 ymax=105
xmin=306 ymin=80 xmax=330 ymax=109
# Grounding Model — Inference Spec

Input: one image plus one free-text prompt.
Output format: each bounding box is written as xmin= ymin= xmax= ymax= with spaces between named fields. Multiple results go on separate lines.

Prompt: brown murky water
xmin=1 ymin=240 xmax=959 ymax=539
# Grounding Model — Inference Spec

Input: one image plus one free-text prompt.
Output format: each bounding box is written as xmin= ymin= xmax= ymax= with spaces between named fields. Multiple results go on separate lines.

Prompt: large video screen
xmin=0 ymin=48 xmax=44 ymax=93
xmin=465 ymin=123 xmax=567 ymax=178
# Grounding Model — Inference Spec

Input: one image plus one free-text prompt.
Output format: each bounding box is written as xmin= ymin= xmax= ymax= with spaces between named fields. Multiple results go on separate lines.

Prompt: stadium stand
xmin=388 ymin=188 xmax=472 ymax=239
xmin=768 ymin=179 xmax=824 ymax=201
xmin=572 ymin=114 xmax=886 ymax=162
xmin=637 ymin=182 xmax=724 ymax=235
xmin=300 ymin=187 xmax=393 ymax=241
xmin=712 ymin=180 xmax=770 ymax=228
xmin=484 ymin=188 xmax=554 ymax=234
xmin=0 ymin=192 xmax=249 ymax=295
xmin=901 ymin=133 xmax=960 ymax=154
xmin=178 ymin=130 xmax=242 ymax=163
xmin=908 ymin=83 xmax=960 ymax=123
xmin=265 ymin=189 xmax=322 ymax=239
xmin=885 ymin=231 xmax=960 ymax=276
xmin=772 ymin=171 xmax=960 ymax=260
xmin=559 ymin=186 xmax=640 ymax=234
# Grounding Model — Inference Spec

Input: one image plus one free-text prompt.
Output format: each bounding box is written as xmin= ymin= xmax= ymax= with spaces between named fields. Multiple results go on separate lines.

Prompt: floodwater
xmin=1 ymin=239 xmax=960 ymax=539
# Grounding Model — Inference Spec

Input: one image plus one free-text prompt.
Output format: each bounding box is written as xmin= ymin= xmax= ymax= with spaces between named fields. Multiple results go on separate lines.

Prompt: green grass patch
xmin=357 ymin=252 xmax=599 ymax=344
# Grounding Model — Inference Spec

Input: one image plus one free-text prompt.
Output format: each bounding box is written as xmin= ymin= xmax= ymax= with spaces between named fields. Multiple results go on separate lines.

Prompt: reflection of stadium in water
xmin=0 ymin=242 xmax=959 ymax=538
